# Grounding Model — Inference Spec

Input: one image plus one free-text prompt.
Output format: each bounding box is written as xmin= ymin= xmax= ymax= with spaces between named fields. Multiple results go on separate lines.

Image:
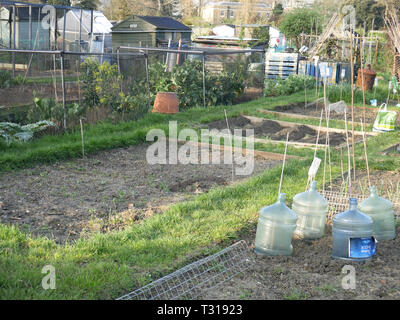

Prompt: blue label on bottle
xmin=349 ymin=237 xmax=377 ymax=258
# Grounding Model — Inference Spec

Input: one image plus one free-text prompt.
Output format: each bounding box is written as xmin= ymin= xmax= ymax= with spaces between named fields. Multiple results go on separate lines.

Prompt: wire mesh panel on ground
xmin=117 ymin=240 xmax=253 ymax=300
xmin=321 ymin=190 xmax=400 ymax=223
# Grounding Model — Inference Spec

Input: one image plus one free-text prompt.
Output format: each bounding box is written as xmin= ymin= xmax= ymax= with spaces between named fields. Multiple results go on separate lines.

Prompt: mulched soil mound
xmin=253 ymin=119 xmax=283 ymax=136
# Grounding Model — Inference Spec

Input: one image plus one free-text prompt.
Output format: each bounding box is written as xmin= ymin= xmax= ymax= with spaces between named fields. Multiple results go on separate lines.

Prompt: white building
xmin=281 ymin=0 xmax=316 ymax=10
xmin=202 ymin=1 xmax=274 ymax=24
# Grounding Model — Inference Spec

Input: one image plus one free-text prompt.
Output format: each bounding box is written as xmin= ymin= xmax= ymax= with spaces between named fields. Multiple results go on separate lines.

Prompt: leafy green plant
xmin=27 ymin=96 xmax=86 ymax=127
xmin=13 ymin=74 xmax=26 ymax=86
xmin=148 ymin=60 xmax=245 ymax=109
xmin=80 ymin=58 xmax=101 ymax=109
xmin=116 ymin=91 xmax=149 ymax=121
xmin=0 ymin=71 xmax=26 ymax=88
xmin=80 ymin=59 xmax=148 ymax=120
xmin=264 ymin=74 xmax=315 ymax=97
xmin=0 ymin=120 xmax=55 ymax=146
xmin=94 ymin=61 xmax=122 ymax=110
xmin=0 ymin=70 xmax=12 ymax=88
xmin=147 ymin=61 xmax=172 ymax=94
xmin=27 ymin=96 xmax=64 ymax=124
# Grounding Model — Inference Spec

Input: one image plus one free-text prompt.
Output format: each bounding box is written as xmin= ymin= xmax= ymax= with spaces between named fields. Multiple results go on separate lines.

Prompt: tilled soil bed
xmin=326 ymin=169 xmax=400 ymax=201
xmin=273 ymin=102 xmax=398 ymax=126
xmin=0 ymin=143 xmax=280 ymax=244
xmin=199 ymin=225 xmax=400 ymax=300
xmin=207 ymin=115 xmax=360 ymax=147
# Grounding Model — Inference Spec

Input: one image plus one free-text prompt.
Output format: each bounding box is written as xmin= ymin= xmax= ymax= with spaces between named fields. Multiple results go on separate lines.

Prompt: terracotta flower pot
xmin=152 ymin=92 xmax=179 ymax=114
xmin=356 ymin=68 xmax=377 ymax=92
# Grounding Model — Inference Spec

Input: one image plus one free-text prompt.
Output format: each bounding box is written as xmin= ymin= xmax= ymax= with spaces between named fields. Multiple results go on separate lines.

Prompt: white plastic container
xmin=293 ymin=181 xmax=328 ymax=239
xmin=254 ymin=193 xmax=298 ymax=256
xmin=358 ymin=186 xmax=396 ymax=241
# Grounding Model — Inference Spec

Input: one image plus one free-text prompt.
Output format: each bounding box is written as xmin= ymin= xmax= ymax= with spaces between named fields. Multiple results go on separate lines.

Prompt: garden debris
xmin=328 ymin=101 xmax=347 ymax=114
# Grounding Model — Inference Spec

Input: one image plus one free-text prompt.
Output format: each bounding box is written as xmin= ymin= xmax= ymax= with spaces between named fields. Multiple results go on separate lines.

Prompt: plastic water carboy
xmin=254 ymin=193 xmax=298 ymax=256
xmin=358 ymin=186 xmax=396 ymax=241
xmin=293 ymin=181 xmax=328 ymax=240
xmin=332 ymin=198 xmax=375 ymax=261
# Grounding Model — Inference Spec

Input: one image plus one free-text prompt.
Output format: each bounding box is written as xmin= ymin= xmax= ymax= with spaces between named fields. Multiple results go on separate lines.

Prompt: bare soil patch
xmin=0 ymin=143 xmax=280 ymax=244
xmin=206 ymin=115 xmax=359 ymax=147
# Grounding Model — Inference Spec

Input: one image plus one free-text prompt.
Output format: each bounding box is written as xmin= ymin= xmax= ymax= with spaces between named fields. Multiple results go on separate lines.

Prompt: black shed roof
xmin=135 ymin=16 xmax=191 ymax=31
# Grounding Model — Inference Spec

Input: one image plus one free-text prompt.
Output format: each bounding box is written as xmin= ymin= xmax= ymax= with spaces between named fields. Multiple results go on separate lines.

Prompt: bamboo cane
xmin=350 ymin=28 xmax=356 ymax=181
xmin=361 ymin=22 xmax=366 ymax=126
xmin=306 ymin=108 xmax=324 ymax=191
xmin=360 ymin=118 xmax=371 ymax=188
xmin=344 ymin=107 xmax=352 ymax=195
xmin=80 ymin=118 xmax=85 ymax=158
xmin=224 ymin=109 xmax=234 ymax=182
xmin=278 ymin=133 xmax=290 ymax=196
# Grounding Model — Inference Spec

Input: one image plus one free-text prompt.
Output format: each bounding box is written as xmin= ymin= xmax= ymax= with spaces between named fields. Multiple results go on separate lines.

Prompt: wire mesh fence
xmin=0 ymin=46 xmax=265 ymax=129
xmin=321 ymin=189 xmax=400 ymax=223
xmin=117 ymin=240 xmax=253 ymax=300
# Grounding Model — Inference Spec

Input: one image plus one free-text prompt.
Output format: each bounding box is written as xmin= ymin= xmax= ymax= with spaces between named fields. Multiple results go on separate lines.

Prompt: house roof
xmin=112 ymin=15 xmax=191 ymax=31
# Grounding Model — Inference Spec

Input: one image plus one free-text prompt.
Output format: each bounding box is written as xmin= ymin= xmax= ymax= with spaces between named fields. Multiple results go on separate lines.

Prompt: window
xmin=220 ymin=10 xmax=225 ymax=18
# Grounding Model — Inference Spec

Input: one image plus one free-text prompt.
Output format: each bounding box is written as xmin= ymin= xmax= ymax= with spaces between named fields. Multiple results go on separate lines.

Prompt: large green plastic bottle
xmin=293 ymin=181 xmax=328 ymax=240
xmin=254 ymin=193 xmax=298 ymax=256
xmin=358 ymin=186 xmax=396 ymax=241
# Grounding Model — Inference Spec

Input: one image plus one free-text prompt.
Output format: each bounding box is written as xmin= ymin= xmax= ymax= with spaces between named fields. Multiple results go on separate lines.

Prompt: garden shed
xmin=111 ymin=15 xmax=192 ymax=50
